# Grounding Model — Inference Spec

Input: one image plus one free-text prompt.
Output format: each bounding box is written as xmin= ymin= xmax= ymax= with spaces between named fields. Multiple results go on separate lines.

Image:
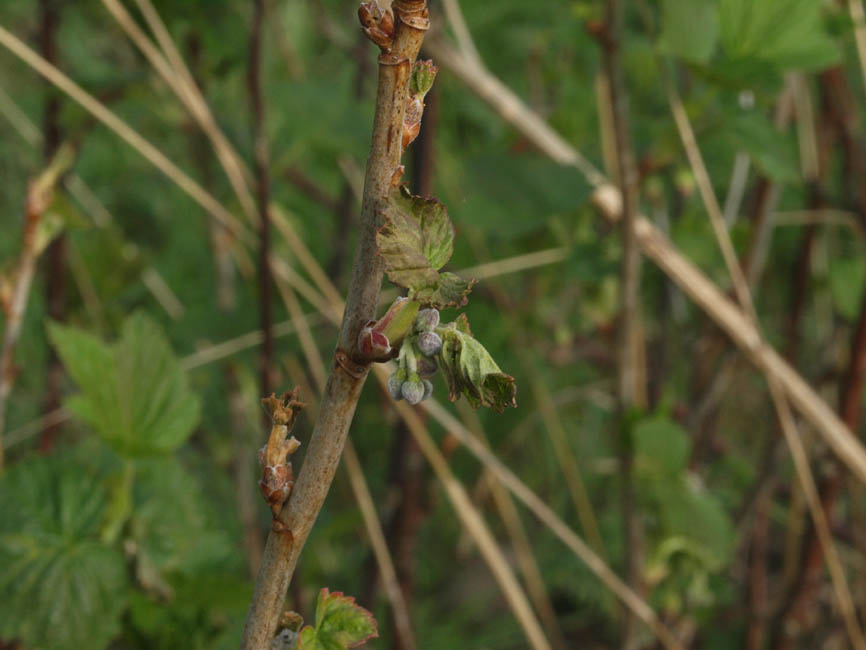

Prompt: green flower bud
xmin=422 ymin=379 xmax=434 ymax=401
xmin=409 ymin=59 xmax=438 ymax=99
xmin=414 ymin=308 xmax=440 ymax=332
xmin=417 ymin=331 xmax=442 ymax=357
xmin=401 ymin=372 xmax=426 ymax=405
xmin=388 ymin=368 xmax=407 ymax=400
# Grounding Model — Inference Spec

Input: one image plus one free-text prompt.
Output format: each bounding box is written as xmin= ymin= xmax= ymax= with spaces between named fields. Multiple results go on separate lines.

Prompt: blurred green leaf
xmin=633 ymin=416 xmax=690 ymax=476
xmin=719 ymin=0 xmax=841 ymax=70
xmin=829 ymin=256 xmax=866 ymax=321
xmin=658 ymin=0 xmax=719 ymax=63
xmin=298 ymin=588 xmax=378 ymax=650
xmin=48 ymin=312 xmax=201 ymax=456
xmin=130 ymin=458 xmax=211 ymax=573
xmin=0 ymin=456 xmax=129 ymax=650
xmin=726 ymin=113 xmax=800 ymax=184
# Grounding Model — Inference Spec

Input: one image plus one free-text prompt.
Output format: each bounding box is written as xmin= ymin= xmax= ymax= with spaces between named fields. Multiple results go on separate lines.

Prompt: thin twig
xmin=0 ymin=147 xmax=74 ymax=469
xmin=663 ymin=65 xmax=865 ymax=650
xmin=424 ymin=36 xmax=866 ymax=488
xmin=0 ymin=23 xmax=250 ymax=242
xmin=380 ymin=374 xmax=553 ymax=650
xmin=848 ymin=0 xmax=866 ymax=96
xmin=422 ymin=37 xmax=607 ymax=188
xmin=240 ymin=4 xmax=431 ymax=647
xmin=38 ymin=0 xmax=66 ymax=454
xmin=596 ymin=6 xmax=645 ymax=644
xmin=247 ymin=0 xmax=275 ymax=406
xmin=593 ymin=186 xmax=866 ymax=485
xmin=131 ymin=0 xmax=260 ymax=221
xmin=416 ymin=396 xmax=685 ymax=650
xmin=456 ymin=401 xmax=569 ymax=650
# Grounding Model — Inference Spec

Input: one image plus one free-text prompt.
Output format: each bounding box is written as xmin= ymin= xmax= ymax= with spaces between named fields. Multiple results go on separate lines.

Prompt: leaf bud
xmin=401 ymin=372 xmax=426 ymax=405
xmin=414 ymin=307 xmax=440 ymax=332
xmin=409 ymin=59 xmax=438 ymax=99
xmin=358 ymin=325 xmax=391 ymax=359
xmin=416 ymin=331 xmax=442 ymax=357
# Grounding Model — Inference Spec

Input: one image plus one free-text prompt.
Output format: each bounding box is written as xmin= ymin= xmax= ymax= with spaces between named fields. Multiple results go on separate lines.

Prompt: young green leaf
xmin=437 ymin=320 xmax=517 ymax=412
xmin=377 ymin=186 xmax=473 ymax=308
xmin=0 ymin=456 xmax=129 ymax=650
xmin=411 ymin=271 xmax=476 ymax=310
xmin=297 ymin=588 xmax=378 ymax=649
xmin=48 ymin=312 xmax=201 ymax=457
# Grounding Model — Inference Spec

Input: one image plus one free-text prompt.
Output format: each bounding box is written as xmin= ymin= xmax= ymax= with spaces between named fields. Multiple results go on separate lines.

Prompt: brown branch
xmin=248 ymin=0 xmax=275 ymax=409
xmin=38 ymin=0 xmax=66 ymax=454
xmin=771 ymin=67 xmax=866 ymax=649
xmin=594 ymin=3 xmax=645 ymax=644
xmin=239 ymin=3 xmax=430 ymax=647
xmin=0 ymin=147 xmax=73 ymax=469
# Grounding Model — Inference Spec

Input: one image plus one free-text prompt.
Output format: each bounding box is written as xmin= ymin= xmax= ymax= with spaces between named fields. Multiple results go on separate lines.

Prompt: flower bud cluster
xmin=386 ymin=307 xmax=441 ymax=405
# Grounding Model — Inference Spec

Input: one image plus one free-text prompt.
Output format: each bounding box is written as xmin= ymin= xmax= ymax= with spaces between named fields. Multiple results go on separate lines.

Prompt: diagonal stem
xmin=239 ymin=4 xmax=430 ymax=647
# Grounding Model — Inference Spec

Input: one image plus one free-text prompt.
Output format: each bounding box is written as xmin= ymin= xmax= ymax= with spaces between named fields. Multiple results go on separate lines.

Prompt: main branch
xmin=239 ymin=3 xmax=429 ymax=648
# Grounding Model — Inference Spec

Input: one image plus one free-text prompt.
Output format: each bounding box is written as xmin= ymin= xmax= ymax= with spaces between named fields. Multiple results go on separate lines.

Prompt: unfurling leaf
xmin=409 ymin=59 xmax=438 ymax=98
xmin=438 ymin=319 xmax=517 ymax=412
xmin=297 ymin=588 xmax=378 ymax=649
xmin=411 ymin=271 xmax=475 ymax=310
xmin=48 ymin=312 xmax=201 ymax=457
xmin=377 ymin=187 xmax=473 ymax=309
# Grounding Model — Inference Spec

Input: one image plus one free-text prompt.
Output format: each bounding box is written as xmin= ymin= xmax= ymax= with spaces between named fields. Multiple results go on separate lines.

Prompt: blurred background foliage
xmin=1 ymin=0 xmax=866 ymax=648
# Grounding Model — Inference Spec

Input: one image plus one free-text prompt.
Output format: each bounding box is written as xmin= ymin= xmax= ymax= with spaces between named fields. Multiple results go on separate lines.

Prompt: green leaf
xmin=727 ymin=113 xmax=800 ymax=184
xmin=658 ymin=0 xmax=718 ymax=63
xmin=377 ymin=187 xmax=473 ymax=308
xmin=130 ymin=458 xmax=211 ymax=574
xmin=633 ymin=416 xmax=690 ymax=476
xmin=0 ymin=456 xmax=129 ymax=650
xmin=298 ymin=588 xmax=378 ymax=649
xmin=829 ymin=256 xmax=866 ymax=321
xmin=719 ymin=0 xmax=841 ymax=71
xmin=48 ymin=312 xmax=201 ymax=457
xmin=411 ymin=272 xmax=476 ymax=310
xmin=438 ymin=320 xmax=517 ymax=412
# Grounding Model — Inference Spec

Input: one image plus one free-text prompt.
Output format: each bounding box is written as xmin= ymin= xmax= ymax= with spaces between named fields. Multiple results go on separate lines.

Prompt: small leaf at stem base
xmin=297 ymin=588 xmax=378 ymax=649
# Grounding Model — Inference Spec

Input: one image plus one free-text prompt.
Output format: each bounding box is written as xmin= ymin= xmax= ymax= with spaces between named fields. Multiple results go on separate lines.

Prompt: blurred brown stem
xmin=248 ymin=0 xmax=275 ymax=410
xmin=39 ymin=0 xmax=66 ymax=454
xmin=595 ymin=3 xmax=646 ymax=645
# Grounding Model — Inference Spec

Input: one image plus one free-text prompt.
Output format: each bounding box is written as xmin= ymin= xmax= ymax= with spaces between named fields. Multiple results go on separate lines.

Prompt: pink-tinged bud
xmin=365 ymin=297 xmax=420 ymax=356
xmin=417 ymin=331 xmax=442 ymax=357
xmin=415 ymin=308 xmax=440 ymax=332
xmin=401 ymin=373 xmax=426 ymax=405
xmin=358 ymin=325 xmax=391 ymax=359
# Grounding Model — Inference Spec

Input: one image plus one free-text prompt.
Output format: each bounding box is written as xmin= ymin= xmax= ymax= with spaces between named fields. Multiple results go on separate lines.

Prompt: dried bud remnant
xmin=258 ymin=388 xmax=305 ymax=517
xmin=358 ymin=1 xmax=395 ymax=52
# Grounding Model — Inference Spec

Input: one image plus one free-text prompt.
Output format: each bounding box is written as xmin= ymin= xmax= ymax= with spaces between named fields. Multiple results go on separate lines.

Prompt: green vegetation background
xmin=1 ymin=0 xmax=864 ymax=648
